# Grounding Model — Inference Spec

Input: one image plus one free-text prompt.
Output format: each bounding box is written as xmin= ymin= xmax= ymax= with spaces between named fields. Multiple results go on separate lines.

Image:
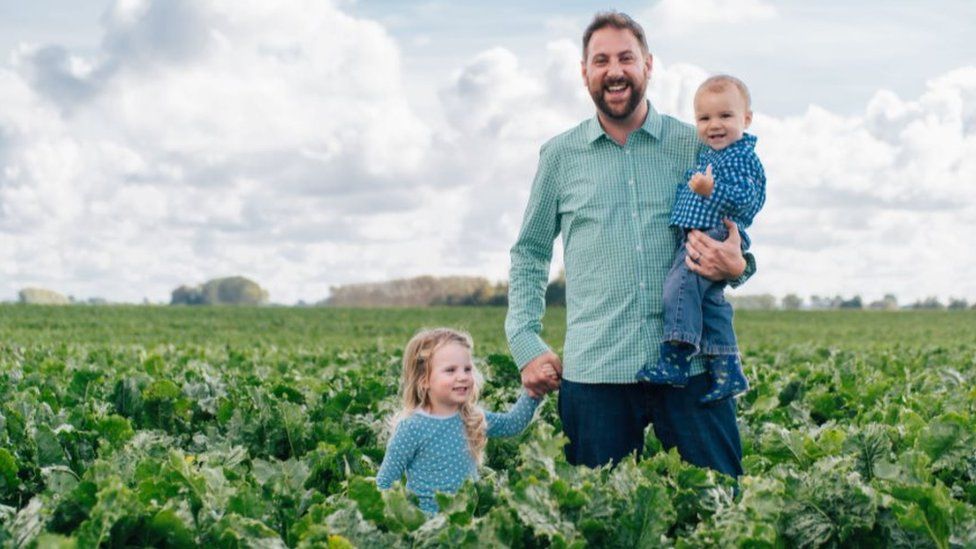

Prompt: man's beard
xmin=591 ymin=76 xmax=646 ymax=121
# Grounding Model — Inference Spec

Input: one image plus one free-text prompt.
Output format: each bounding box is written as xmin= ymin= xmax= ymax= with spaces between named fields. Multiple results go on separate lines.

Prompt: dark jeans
xmin=662 ymin=225 xmax=737 ymax=355
xmin=558 ymin=375 xmax=743 ymax=477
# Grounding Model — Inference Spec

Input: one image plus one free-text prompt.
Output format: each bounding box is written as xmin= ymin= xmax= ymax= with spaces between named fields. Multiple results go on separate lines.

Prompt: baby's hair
xmin=394 ymin=327 xmax=488 ymax=462
xmin=697 ymin=74 xmax=752 ymax=110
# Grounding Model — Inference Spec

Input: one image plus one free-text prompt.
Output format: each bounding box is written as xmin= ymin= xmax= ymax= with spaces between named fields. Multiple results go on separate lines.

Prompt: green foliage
xmin=0 ymin=307 xmax=974 ymax=546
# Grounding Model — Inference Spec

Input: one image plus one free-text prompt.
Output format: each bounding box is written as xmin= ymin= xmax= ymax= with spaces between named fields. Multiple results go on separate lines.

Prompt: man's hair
xmin=582 ymin=11 xmax=649 ymax=60
xmin=697 ymin=74 xmax=752 ymax=110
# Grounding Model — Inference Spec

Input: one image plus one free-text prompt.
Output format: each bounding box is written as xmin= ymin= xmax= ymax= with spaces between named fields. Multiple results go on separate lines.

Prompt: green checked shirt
xmin=506 ymin=102 xmax=754 ymax=384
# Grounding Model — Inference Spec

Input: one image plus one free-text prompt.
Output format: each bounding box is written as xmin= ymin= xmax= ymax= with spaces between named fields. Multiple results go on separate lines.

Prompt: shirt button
xmin=639 ymin=282 xmax=646 ymax=288
xmin=636 ymin=245 xmax=642 ymax=251
xmin=628 ymin=179 xmax=635 ymax=185
xmin=631 ymin=212 xmax=637 ymax=218
xmin=625 ymin=149 xmax=631 ymax=155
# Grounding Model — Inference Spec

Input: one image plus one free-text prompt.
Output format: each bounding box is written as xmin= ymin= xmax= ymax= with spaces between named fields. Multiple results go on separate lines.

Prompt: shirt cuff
xmin=509 ymin=332 xmax=552 ymax=370
xmin=728 ymin=251 xmax=756 ymax=289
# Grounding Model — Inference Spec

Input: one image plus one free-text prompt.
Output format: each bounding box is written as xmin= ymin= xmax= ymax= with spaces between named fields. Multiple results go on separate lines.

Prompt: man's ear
xmin=744 ymin=109 xmax=753 ymax=128
xmin=645 ymin=53 xmax=653 ymax=77
xmin=580 ymin=58 xmax=587 ymax=86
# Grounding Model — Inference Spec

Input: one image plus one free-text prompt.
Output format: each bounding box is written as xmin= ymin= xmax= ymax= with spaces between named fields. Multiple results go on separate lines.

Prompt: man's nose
xmin=606 ymin=59 xmax=624 ymax=76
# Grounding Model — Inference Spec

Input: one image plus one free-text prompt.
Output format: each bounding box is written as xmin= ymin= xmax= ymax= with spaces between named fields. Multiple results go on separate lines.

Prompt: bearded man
xmin=505 ymin=11 xmax=754 ymax=475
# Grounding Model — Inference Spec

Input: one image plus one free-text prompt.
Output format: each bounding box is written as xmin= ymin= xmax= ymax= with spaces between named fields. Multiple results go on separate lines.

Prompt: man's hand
xmin=685 ymin=218 xmax=746 ymax=281
xmin=521 ymin=351 xmax=563 ymax=398
xmin=689 ymin=164 xmax=714 ymax=197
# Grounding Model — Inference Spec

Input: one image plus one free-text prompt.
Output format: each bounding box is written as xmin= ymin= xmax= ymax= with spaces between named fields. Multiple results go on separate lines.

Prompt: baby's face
xmin=694 ymin=86 xmax=752 ymax=151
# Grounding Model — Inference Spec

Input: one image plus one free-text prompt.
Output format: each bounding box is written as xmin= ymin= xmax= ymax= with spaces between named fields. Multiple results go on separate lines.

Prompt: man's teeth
xmin=606 ymin=83 xmax=627 ymax=91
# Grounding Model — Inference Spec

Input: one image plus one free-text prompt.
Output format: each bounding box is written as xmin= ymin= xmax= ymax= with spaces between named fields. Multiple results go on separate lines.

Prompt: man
xmin=505 ymin=11 xmax=753 ymax=476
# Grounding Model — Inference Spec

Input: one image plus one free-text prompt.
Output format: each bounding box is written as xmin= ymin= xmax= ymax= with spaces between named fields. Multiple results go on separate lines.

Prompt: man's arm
xmin=685 ymin=218 xmax=755 ymax=286
xmin=505 ymin=144 xmax=563 ymax=397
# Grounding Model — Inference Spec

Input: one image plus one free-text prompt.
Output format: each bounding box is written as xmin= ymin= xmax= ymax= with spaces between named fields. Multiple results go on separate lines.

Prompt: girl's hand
xmin=689 ymin=164 xmax=714 ymax=197
xmin=521 ymin=351 xmax=562 ymax=397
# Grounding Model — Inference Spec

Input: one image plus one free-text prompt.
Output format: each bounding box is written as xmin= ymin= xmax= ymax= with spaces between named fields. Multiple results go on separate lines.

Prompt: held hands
xmin=689 ymin=164 xmax=714 ymax=197
xmin=685 ymin=218 xmax=746 ymax=281
xmin=521 ymin=351 xmax=562 ymax=398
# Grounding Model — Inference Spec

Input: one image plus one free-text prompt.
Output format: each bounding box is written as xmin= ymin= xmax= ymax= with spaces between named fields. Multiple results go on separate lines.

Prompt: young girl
xmin=375 ymin=328 xmax=544 ymax=515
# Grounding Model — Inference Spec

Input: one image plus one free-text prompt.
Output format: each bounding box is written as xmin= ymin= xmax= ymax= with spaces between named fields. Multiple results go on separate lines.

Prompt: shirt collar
xmin=724 ymin=132 xmax=758 ymax=152
xmin=414 ymin=408 xmax=459 ymax=420
xmin=585 ymin=100 xmax=663 ymax=143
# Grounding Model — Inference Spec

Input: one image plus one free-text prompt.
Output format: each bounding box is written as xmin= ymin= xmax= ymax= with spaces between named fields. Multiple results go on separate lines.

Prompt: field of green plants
xmin=1 ymin=305 xmax=974 ymax=547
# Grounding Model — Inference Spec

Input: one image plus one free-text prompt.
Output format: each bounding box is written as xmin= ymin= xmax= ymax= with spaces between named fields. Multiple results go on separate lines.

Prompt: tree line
xmin=14 ymin=276 xmax=976 ymax=310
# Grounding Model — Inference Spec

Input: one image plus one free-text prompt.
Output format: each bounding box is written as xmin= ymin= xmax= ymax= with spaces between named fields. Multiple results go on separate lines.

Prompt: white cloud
xmin=1 ymin=0 xmax=973 ymax=305
xmin=745 ymin=66 xmax=976 ymax=302
xmin=434 ymin=47 xmax=976 ymax=303
xmin=646 ymin=0 xmax=778 ymax=35
xmin=0 ymin=0 xmax=442 ymax=303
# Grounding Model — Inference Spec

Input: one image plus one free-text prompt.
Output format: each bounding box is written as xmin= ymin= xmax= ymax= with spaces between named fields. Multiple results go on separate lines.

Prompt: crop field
xmin=1 ymin=305 xmax=974 ymax=547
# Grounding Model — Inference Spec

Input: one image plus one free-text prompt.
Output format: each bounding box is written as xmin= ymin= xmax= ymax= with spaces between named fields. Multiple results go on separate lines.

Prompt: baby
xmin=635 ymin=74 xmax=766 ymax=404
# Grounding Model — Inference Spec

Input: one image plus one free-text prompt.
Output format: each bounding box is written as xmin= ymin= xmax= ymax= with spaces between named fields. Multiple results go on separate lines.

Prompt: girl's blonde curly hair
xmin=393 ymin=327 xmax=487 ymax=463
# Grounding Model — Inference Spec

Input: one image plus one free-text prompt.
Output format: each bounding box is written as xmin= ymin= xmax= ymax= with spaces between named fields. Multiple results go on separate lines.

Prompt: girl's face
xmin=423 ymin=342 xmax=475 ymax=415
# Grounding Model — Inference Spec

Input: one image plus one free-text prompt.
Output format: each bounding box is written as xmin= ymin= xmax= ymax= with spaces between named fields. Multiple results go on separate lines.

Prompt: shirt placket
xmin=624 ymin=135 xmax=653 ymax=366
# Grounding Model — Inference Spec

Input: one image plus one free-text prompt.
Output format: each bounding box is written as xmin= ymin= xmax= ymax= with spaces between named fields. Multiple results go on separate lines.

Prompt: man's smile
xmin=604 ymin=79 xmax=631 ymax=100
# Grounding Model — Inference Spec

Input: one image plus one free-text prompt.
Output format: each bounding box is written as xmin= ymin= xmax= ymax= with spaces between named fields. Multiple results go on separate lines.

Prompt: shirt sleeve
xmin=485 ymin=392 xmax=542 ymax=438
xmin=376 ymin=419 xmax=420 ymax=489
xmin=728 ymin=251 xmax=756 ymax=289
xmin=706 ymin=160 xmax=761 ymax=218
xmin=505 ymin=143 xmax=561 ymax=369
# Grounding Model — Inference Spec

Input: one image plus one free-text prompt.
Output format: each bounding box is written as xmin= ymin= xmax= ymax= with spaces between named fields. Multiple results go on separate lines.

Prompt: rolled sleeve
xmin=728 ymin=251 xmax=756 ymax=289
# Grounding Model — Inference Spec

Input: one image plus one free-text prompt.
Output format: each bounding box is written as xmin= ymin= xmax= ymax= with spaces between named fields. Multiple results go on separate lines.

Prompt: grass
xmin=3 ymin=304 xmax=974 ymax=353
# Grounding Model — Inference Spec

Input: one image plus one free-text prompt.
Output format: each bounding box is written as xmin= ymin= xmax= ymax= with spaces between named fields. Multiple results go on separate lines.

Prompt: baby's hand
xmin=689 ymin=164 xmax=714 ymax=197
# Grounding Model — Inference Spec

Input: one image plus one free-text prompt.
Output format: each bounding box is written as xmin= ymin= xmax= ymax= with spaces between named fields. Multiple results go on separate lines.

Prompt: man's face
xmin=582 ymin=26 xmax=651 ymax=121
xmin=694 ymin=85 xmax=753 ymax=151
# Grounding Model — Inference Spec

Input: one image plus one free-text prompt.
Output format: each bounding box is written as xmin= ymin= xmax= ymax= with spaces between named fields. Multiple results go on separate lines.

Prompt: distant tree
xmin=545 ymin=272 xmax=566 ymax=306
xmin=869 ymin=294 xmax=899 ymax=310
xmin=200 ymin=276 xmax=269 ymax=305
xmin=485 ymin=282 xmax=508 ymax=306
xmin=910 ymin=296 xmax=945 ymax=310
xmin=839 ymin=295 xmax=863 ymax=309
xmin=171 ymin=285 xmax=203 ymax=305
xmin=327 ymin=276 xmax=502 ymax=307
xmin=171 ymin=277 xmax=269 ymax=305
xmin=728 ymin=294 xmax=777 ymax=310
xmin=809 ymin=295 xmax=834 ymax=310
xmin=947 ymin=298 xmax=969 ymax=310
xmin=18 ymin=288 xmax=70 ymax=305
xmin=781 ymin=294 xmax=803 ymax=310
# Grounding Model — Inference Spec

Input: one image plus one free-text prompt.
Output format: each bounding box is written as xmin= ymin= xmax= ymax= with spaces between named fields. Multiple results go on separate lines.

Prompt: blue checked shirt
xmin=506 ymin=103 xmax=755 ymax=384
xmin=671 ymin=133 xmax=766 ymax=249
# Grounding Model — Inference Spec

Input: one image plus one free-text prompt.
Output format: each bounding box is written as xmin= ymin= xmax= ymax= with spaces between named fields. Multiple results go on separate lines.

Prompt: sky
xmin=0 ymin=0 xmax=974 ymax=305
